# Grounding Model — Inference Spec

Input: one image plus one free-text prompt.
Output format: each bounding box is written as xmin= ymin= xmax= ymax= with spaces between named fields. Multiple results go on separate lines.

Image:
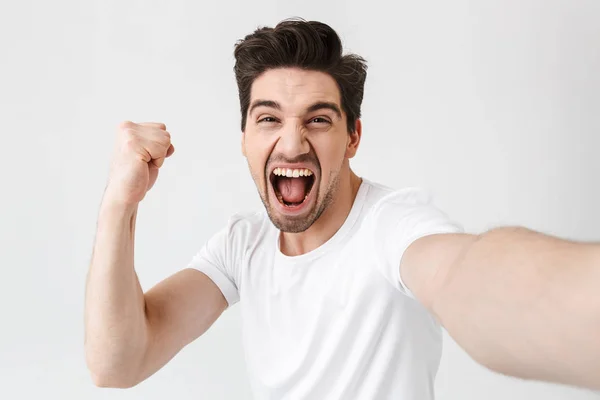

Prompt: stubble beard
xmin=257 ymin=170 xmax=340 ymax=233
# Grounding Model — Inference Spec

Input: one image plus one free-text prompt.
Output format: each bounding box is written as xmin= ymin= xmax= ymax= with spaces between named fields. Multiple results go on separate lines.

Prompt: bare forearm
xmin=433 ymin=227 xmax=600 ymax=389
xmin=84 ymin=199 xmax=148 ymax=386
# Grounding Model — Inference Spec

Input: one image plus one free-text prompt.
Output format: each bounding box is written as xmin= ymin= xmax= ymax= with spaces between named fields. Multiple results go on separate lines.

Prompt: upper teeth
xmin=273 ymin=168 xmax=313 ymax=177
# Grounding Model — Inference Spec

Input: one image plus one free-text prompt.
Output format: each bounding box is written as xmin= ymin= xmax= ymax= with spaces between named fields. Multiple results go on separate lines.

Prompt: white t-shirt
xmin=188 ymin=179 xmax=463 ymax=399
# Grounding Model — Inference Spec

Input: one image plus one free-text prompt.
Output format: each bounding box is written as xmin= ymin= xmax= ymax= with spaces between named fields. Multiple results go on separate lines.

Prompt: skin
xmin=241 ymin=67 xmax=362 ymax=255
xmin=403 ymin=229 xmax=600 ymax=390
xmin=240 ymin=68 xmax=600 ymax=390
xmin=85 ymin=122 xmax=227 ymax=387
xmin=84 ymin=68 xmax=365 ymax=387
xmin=85 ymin=67 xmax=600 ymax=391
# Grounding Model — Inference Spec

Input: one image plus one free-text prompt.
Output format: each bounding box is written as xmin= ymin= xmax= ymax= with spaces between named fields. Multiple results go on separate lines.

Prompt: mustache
xmin=267 ymin=153 xmax=319 ymax=166
xmin=265 ymin=146 xmax=321 ymax=175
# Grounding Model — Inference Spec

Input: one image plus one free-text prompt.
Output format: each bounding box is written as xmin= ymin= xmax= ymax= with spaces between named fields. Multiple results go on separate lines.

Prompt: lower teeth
xmin=277 ymin=194 xmax=309 ymax=207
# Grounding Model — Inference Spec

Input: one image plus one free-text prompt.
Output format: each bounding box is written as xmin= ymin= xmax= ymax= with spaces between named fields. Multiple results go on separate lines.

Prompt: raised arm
xmin=401 ymin=227 xmax=600 ymax=390
xmin=84 ymin=122 xmax=227 ymax=388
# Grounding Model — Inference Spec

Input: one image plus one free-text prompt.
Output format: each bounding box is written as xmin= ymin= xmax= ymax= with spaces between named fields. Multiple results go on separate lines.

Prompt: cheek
xmin=313 ymin=134 xmax=348 ymax=176
xmin=244 ymin=134 xmax=273 ymax=179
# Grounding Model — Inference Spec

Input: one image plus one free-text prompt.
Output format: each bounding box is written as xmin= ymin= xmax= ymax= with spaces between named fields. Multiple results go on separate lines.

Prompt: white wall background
xmin=1 ymin=0 xmax=599 ymax=399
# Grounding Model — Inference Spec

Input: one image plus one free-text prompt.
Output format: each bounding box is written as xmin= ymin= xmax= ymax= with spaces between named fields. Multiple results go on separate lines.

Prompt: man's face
xmin=242 ymin=68 xmax=357 ymax=233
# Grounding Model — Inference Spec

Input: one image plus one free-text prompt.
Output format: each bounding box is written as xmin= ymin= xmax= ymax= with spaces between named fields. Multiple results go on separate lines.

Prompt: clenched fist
xmin=104 ymin=121 xmax=175 ymax=206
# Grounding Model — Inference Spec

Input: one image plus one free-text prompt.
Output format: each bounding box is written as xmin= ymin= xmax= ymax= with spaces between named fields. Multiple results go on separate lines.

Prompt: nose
xmin=275 ymin=120 xmax=310 ymax=159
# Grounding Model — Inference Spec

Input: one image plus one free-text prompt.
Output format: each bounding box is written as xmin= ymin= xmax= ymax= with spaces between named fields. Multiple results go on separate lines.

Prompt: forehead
xmin=250 ymin=68 xmax=341 ymax=110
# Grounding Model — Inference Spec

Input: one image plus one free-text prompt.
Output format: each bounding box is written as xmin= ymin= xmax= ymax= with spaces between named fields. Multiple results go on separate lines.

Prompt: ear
xmin=345 ymin=119 xmax=362 ymax=159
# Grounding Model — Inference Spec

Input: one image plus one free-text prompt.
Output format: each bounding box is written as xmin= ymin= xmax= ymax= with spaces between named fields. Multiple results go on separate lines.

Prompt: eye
xmin=309 ymin=117 xmax=331 ymax=125
xmin=258 ymin=116 xmax=279 ymax=124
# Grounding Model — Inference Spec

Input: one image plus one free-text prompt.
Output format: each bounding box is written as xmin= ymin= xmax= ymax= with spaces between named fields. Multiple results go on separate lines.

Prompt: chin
xmin=268 ymin=209 xmax=318 ymax=233
xmin=265 ymin=188 xmax=322 ymax=233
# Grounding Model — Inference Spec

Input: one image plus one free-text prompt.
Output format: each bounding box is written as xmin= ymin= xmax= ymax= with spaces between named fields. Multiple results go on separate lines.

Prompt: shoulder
xmin=220 ymin=210 xmax=273 ymax=253
xmin=359 ymin=179 xmax=463 ymax=237
xmin=222 ymin=209 xmax=270 ymax=239
xmin=226 ymin=210 xmax=268 ymax=234
xmin=357 ymin=179 xmax=464 ymax=295
xmin=362 ymin=179 xmax=437 ymax=216
xmin=196 ymin=210 xmax=271 ymax=273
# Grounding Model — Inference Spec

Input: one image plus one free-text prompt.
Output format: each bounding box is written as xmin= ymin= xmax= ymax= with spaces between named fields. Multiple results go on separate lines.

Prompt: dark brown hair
xmin=233 ymin=18 xmax=368 ymax=133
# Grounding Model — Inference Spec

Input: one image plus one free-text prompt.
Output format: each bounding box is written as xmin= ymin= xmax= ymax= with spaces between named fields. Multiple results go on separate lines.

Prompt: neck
xmin=279 ymin=169 xmax=362 ymax=256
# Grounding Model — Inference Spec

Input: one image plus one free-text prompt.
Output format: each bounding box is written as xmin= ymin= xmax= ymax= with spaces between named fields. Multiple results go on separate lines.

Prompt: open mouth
xmin=269 ymin=167 xmax=316 ymax=208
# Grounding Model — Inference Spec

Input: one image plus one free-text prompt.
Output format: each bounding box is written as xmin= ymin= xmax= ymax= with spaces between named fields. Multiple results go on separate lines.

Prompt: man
xmin=84 ymin=18 xmax=600 ymax=398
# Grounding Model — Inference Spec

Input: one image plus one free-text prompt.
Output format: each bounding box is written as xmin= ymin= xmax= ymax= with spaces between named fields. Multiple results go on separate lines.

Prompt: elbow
xmin=90 ymin=371 xmax=136 ymax=389
xmin=85 ymin=348 xmax=141 ymax=389
xmin=84 ymin=331 xmax=150 ymax=389
xmin=87 ymin=365 xmax=141 ymax=389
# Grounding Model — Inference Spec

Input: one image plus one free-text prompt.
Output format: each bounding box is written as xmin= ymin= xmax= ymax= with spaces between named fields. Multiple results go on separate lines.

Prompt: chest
xmin=236 ymin=238 xmax=434 ymax=391
xmin=245 ymin=239 xmax=392 ymax=313
xmin=238 ymin=238 xmax=403 ymax=354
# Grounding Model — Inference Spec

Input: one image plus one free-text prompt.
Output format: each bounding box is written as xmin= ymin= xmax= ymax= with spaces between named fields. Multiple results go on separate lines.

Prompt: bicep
xmin=136 ymin=268 xmax=227 ymax=383
xmin=400 ymin=232 xmax=477 ymax=309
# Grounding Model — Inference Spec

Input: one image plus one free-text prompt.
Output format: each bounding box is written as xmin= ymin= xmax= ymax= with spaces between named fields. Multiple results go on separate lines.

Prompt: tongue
xmin=277 ymin=177 xmax=306 ymax=204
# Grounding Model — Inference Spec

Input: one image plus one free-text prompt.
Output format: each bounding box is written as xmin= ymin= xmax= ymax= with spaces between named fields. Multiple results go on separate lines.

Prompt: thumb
xmin=166 ymin=144 xmax=175 ymax=157
xmin=152 ymin=157 xmax=165 ymax=168
xmin=152 ymin=144 xmax=174 ymax=168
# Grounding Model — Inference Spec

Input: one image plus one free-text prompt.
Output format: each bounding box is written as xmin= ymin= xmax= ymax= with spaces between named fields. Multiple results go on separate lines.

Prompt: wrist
xmin=99 ymin=192 xmax=139 ymax=221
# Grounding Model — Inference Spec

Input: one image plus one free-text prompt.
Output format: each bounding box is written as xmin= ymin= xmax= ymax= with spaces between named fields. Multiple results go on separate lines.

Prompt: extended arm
xmin=401 ymin=227 xmax=600 ymax=389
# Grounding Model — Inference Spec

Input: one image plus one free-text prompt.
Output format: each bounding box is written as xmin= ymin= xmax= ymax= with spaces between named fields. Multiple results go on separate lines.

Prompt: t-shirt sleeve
xmin=186 ymin=221 xmax=241 ymax=307
xmin=366 ymin=188 xmax=464 ymax=298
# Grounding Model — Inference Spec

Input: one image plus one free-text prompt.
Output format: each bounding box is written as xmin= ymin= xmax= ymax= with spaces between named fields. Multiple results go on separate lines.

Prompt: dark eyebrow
xmin=249 ymin=100 xmax=281 ymax=116
xmin=249 ymin=99 xmax=343 ymax=120
xmin=306 ymin=102 xmax=342 ymax=120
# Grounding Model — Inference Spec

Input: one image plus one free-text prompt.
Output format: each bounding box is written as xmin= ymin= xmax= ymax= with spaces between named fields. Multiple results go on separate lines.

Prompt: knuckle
xmin=122 ymin=128 xmax=136 ymax=139
xmin=123 ymin=137 xmax=138 ymax=150
xmin=119 ymin=120 xmax=135 ymax=130
xmin=160 ymin=135 xmax=171 ymax=147
xmin=157 ymin=132 xmax=171 ymax=147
